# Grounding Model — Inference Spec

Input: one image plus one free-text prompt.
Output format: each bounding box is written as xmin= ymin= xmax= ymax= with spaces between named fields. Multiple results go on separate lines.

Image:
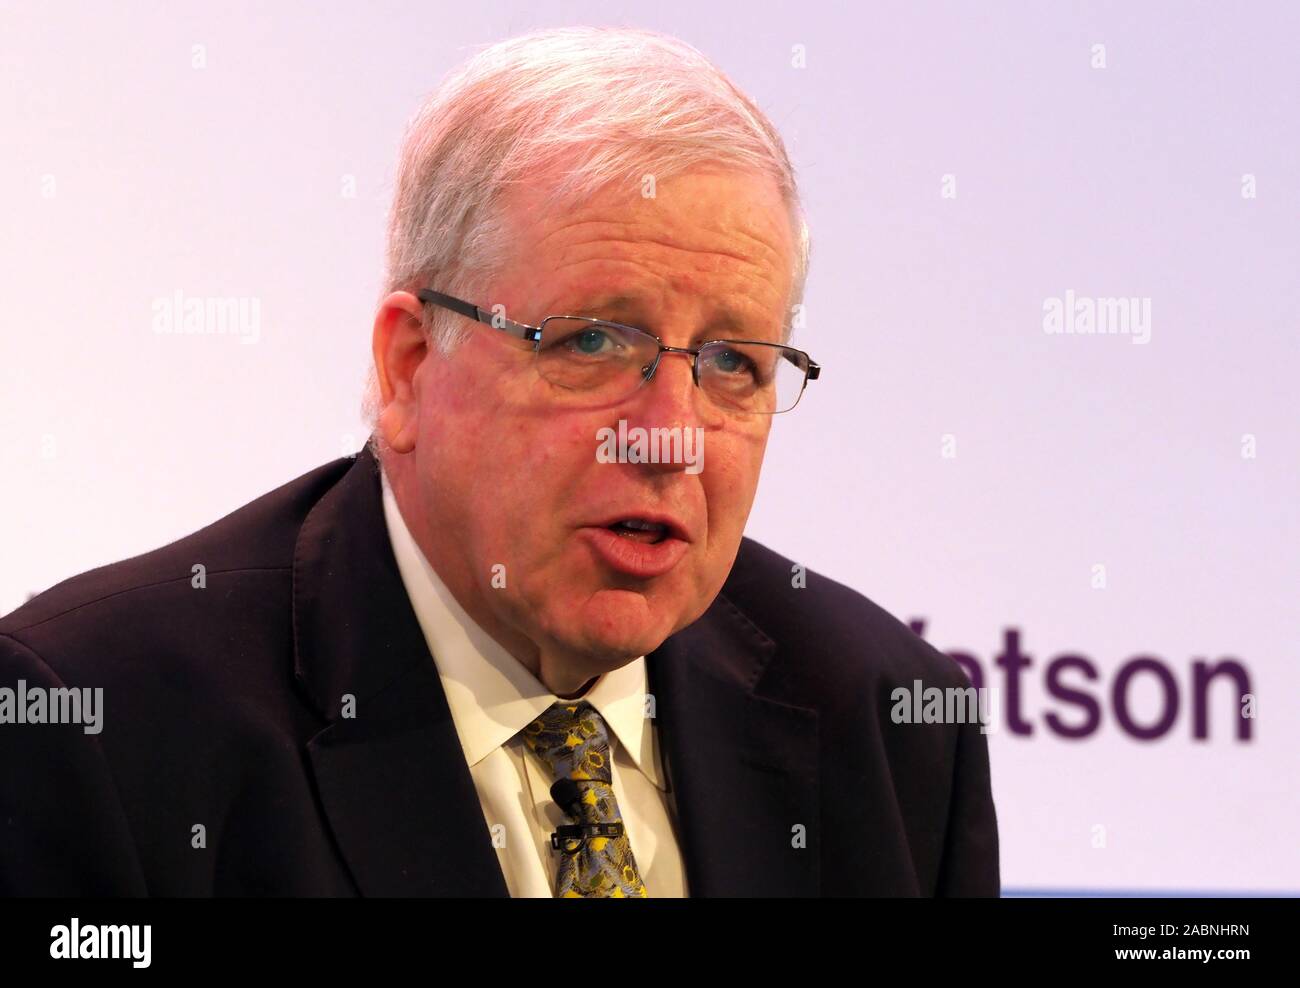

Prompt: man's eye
xmin=712 ymin=348 xmax=756 ymax=376
xmin=565 ymin=329 xmax=615 ymax=355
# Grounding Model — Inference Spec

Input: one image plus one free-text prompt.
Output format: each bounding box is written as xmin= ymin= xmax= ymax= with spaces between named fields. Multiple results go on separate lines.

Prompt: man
xmin=0 ymin=26 xmax=998 ymax=896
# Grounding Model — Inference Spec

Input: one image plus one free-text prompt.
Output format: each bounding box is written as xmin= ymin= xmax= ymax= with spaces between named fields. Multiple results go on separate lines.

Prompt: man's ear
xmin=372 ymin=292 xmax=428 ymax=454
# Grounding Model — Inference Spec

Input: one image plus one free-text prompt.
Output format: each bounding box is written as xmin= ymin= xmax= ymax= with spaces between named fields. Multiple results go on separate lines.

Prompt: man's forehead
xmin=494 ymin=169 xmax=794 ymax=332
xmin=506 ymin=166 xmax=790 ymax=250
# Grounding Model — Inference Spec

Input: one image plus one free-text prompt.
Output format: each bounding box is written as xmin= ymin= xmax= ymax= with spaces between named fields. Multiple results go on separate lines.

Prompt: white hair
xmin=361 ymin=25 xmax=811 ymax=450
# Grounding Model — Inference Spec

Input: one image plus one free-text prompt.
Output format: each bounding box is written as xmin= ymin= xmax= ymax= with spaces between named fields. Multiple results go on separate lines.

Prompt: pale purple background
xmin=2 ymin=1 xmax=1297 ymax=894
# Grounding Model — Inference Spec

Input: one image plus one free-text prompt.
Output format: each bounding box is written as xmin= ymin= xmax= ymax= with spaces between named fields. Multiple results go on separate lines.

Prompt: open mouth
xmin=582 ymin=517 xmax=690 ymax=579
xmin=606 ymin=519 xmax=670 ymax=545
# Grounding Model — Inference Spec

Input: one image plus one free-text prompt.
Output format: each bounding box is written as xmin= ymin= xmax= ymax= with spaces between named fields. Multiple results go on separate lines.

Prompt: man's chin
xmin=554 ymin=587 xmax=681 ymax=662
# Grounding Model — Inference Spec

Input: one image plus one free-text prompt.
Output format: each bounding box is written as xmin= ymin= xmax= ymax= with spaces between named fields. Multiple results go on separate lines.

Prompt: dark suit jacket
xmin=0 ymin=445 xmax=999 ymax=896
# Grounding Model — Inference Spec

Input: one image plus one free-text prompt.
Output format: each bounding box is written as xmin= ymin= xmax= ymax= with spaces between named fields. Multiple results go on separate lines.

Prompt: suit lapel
xmin=293 ymin=447 xmax=508 ymax=897
xmin=649 ymin=594 xmax=821 ymax=896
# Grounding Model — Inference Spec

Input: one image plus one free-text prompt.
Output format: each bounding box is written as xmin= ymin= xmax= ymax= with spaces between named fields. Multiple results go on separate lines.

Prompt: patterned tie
xmin=519 ymin=699 xmax=649 ymax=898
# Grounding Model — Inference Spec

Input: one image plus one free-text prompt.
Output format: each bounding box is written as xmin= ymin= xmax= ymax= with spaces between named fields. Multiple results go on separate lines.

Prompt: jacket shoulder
xmin=0 ymin=453 xmax=358 ymax=656
xmin=721 ymin=535 xmax=969 ymax=696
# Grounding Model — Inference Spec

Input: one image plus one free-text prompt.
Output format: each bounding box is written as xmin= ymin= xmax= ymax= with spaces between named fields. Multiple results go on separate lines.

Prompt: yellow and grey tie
xmin=520 ymin=699 xmax=649 ymax=898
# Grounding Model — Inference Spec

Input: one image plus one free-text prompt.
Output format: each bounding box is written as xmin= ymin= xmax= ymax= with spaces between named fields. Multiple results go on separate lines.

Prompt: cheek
xmin=472 ymin=415 xmax=600 ymax=554
xmin=705 ymin=436 xmax=766 ymax=521
xmin=510 ymin=416 xmax=597 ymax=481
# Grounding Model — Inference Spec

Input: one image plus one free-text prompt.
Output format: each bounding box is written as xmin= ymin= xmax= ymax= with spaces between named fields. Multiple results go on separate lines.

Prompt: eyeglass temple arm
xmin=415 ymin=289 xmax=542 ymax=343
xmin=778 ymin=346 xmax=820 ymax=381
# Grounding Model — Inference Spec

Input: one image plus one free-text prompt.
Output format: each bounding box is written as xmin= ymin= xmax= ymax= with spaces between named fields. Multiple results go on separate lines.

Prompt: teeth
xmin=618 ymin=519 xmax=666 ymax=532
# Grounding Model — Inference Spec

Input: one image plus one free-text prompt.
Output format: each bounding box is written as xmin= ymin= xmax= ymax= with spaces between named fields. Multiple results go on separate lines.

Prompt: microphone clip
xmin=549 ymin=822 xmax=624 ymax=854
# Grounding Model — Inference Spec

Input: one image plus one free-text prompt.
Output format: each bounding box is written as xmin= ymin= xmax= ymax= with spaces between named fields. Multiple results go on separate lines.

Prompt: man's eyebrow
xmin=561 ymin=293 xmax=777 ymax=341
xmin=561 ymin=294 xmax=641 ymax=319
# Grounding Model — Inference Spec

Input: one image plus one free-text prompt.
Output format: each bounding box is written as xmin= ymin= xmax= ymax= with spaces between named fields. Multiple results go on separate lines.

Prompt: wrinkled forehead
xmin=489 ymin=166 xmax=797 ymax=332
xmin=502 ymin=162 xmax=792 ymax=249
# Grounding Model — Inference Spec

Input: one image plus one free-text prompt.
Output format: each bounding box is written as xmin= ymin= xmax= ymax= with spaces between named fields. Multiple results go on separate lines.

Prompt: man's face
xmin=377 ymin=166 xmax=796 ymax=690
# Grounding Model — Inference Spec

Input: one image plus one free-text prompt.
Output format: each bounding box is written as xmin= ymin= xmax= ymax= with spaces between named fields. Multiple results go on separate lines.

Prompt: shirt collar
xmin=378 ymin=463 xmax=663 ymax=789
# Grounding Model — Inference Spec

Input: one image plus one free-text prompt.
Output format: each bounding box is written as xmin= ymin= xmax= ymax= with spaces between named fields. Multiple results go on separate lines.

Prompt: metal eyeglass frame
xmin=415 ymin=288 xmax=821 ymax=414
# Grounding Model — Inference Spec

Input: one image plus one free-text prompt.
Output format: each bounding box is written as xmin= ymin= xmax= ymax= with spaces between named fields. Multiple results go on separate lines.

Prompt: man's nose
xmin=621 ymin=349 xmax=714 ymax=434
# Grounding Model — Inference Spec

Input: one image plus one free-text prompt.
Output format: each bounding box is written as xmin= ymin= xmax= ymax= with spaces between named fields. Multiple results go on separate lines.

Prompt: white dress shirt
xmin=379 ymin=466 xmax=689 ymax=897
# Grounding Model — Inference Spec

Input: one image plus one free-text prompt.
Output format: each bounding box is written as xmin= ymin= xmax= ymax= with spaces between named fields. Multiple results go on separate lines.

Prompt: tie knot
xmin=520 ymin=699 xmax=613 ymax=786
